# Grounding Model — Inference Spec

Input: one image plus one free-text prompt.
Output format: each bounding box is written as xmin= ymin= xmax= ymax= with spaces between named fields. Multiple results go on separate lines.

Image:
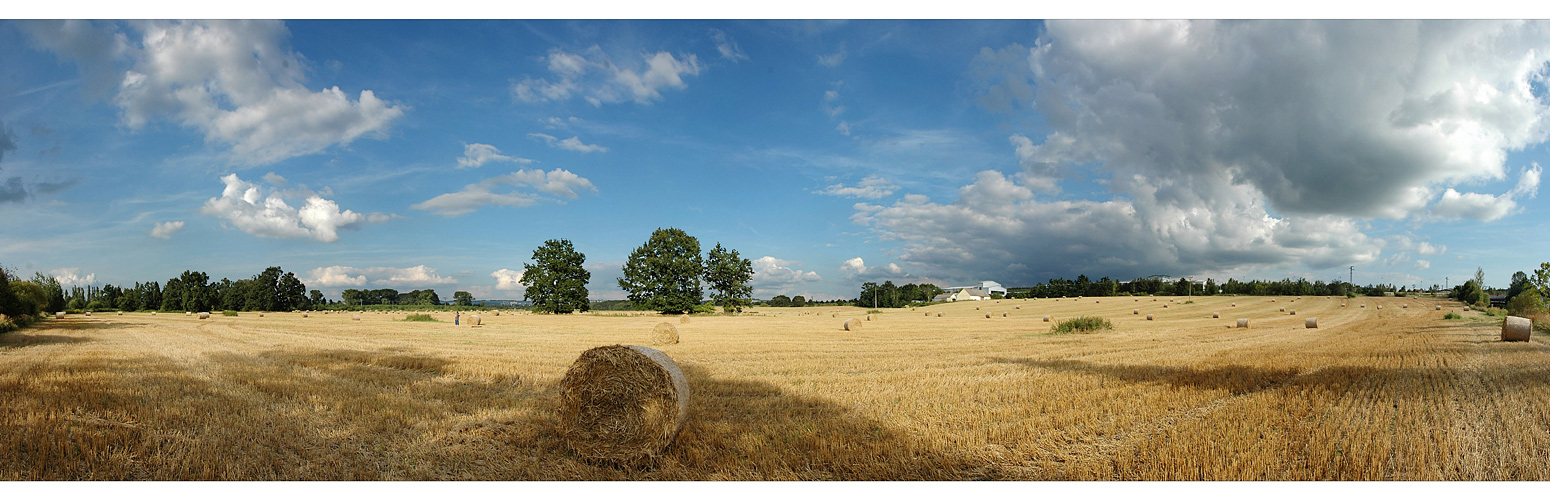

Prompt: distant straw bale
xmin=1289 ymin=310 xmax=1296 ymax=315
xmin=1043 ymin=315 xmax=1051 ymax=322
xmin=1436 ymin=305 xmax=1442 ymax=310
xmin=1306 ymin=317 xmax=1318 ymax=328
xmin=1134 ymin=309 xmax=1140 ymax=315
xmin=682 ymin=315 xmax=692 ymax=324
xmin=1237 ymin=318 xmax=1250 ymax=328
xmin=1212 ymin=312 xmax=1220 ymax=318
xmin=55 ymin=312 xmax=65 ymax=319
xmin=469 ymin=315 xmax=481 ymax=326
xmin=651 ymin=322 xmax=679 ymax=345
xmin=1146 ymin=314 xmax=1154 ymax=321
xmin=198 ymin=312 xmax=210 ymax=320
xmin=353 ymin=313 xmax=361 ymax=321
xmin=557 ymin=345 xmax=689 ymax=466
xmin=985 ymin=313 xmax=991 ymax=318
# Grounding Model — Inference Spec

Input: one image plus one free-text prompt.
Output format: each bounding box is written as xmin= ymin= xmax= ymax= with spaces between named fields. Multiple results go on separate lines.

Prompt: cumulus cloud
xmin=22 ymin=20 xmax=403 ymax=166
xmin=512 ymin=46 xmax=702 ymax=105
xmin=458 ymin=143 xmax=531 ymax=169
xmin=150 ymin=220 xmax=185 ymax=239
xmin=411 ymin=168 xmax=597 ymax=217
xmin=303 ymin=265 xmax=456 ymax=288
xmin=819 ymin=175 xmax=898 ymax=199
xmin=750 ymin=256 xmax=822 ymax=295
xmin=839 ymin=257 xmax=914 ymax=282
xmin=1415 ymin=260 xmax=1432 ymax=270
xmin=881 ymin=20 xmax=1550 ymax=283
xmin=200 ymin=173 xmax=389 ymax=242
xmin=527 ymin=133 xmax=608 ymax=153
xmin=50 ymin=268 xmax=96 ymax=287
xmin=1417 ymin=242 xmax=1447 ymax=255
xmin=492 ymin=268 xmax=525 ymax=291
xmin=710 ymin=28 xmax=748 ymax=62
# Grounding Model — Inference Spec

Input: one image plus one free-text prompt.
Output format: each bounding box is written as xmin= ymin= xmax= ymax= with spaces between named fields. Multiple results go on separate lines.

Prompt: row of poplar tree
xmin=520 ymin=227 xmax=755 ymax=315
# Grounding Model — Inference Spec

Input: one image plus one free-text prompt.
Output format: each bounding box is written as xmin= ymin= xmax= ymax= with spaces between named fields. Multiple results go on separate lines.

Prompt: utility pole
xmin=1349 ymin=266 xmax=1355 ymax=285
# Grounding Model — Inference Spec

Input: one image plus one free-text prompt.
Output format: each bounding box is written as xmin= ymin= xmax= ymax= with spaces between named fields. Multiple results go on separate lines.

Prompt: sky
xmin=2 ymin=17 xmax=1550 ymax=302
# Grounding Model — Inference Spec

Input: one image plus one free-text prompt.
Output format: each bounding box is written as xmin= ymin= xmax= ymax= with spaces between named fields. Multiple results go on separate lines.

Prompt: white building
xmin=941 ymin=280 xmax=1007 ymax=296
xmin=932 ymin=288 xmax=991 ymax=302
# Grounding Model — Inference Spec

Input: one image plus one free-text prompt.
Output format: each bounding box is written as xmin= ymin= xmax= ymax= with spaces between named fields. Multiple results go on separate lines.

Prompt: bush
xmin=1444 ymin=312 xmax=1462 ymax=320
xmin=1051 ymin=316 xmax=1113 ymax=334
xmin=403 ymin=314 xmax=439 ymax=322
xmin=1507 ymin=289 xmax=1546 ymax=316
xmin=691 ymin=303 xmax=716 ymax=314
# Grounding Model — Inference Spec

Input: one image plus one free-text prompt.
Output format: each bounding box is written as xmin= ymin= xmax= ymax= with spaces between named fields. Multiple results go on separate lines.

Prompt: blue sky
xmin=2 ymin=19 xmax=1549 ymax=301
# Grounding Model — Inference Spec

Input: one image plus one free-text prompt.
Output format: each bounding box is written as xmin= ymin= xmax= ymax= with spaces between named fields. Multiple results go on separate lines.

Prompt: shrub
xmin=1482 ymin=308 xmax=1507 ymax=318
xmin=1051 ymin=316 xmax=1113 ymax=334
xmin=222 ymin=311 xmax=239 ymax=317
xmin=403 ymin=314 xmax=439 ymax=322
xmin=1444 ymin=312 xmax=1462 ymax=320
xmin=691 ymin=303 xmax=716 ymax=314
xmin=1507 ymin=289 xmax=1545 ymax=316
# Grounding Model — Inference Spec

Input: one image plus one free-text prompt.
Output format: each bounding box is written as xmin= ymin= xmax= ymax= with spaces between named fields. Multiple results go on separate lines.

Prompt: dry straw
xmin=1146 ymin=314 xmax=1155 ymax=321
xmin=557 ymin=345 xmax=690 ymax=466
xmin=682 ymin=315 xmax=692 ymax=324
xmin=1361 ymin=304 xmax=1367 ymax=308
xmin=469 ymin=315 xmax=482 ymax=326
xmin=844 ymin=318 xmax=863 ymax=331
xmin=924 ymin=312 xmax=931 ymax=316
xmin=651 ymin=322 xmax=679 ymax=345
xmin=1133 ymin=309 xmax=1140 ymax=315
xmin=1289 ymin=310 xmax=1296 ymax=315
xmin=1306 ymin=317 xmax=1318 ymax=328
xmin=1502 ymin=316 xmax=1532 ymax=342
xmin=1237 ymin=318 xmax=1250 ymax=328
xmin=1213 ymin=312 xmax=1220 ymax=318
xmin=301 ymin=312 xmax=308 ymax=318
xmin=937 ymin=312 xmax=943 ymax=317
xmin=1279 ymin=307 xmax=1286 ymax=312
xmin=353 ymin=313 xmax=361 ymax=321
xmin=198 ymin=312 xmax=210 ymax=320
xmin=186 ymin=311 xmax=192 ymax=316
xmin=1043 ymin=315 xmax=1051 ymax=322
xmin=1231 ymin=303 xmax=1237 ymax=307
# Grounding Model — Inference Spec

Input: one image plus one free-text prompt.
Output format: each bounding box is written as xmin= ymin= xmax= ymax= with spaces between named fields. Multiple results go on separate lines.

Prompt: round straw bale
xmin=302 ymin=312 xmax=308 ymax=318
xmin=1002 ymin=312 xmax=1008 ymax=317
xmin=866 ymin=314 xmax=872 ymax=321
xmin=1146 ymin=314 xmax=1155 ymax=320
xmin=1134 ymin=309 xmax=1140 ymax=315
xmin=1043 ymin=315 xmax=1052 ymax=322
xmin=84 ymin=311 xmax=91 ymax=316
xmin=1271 ymin=299 xmax=1277 ymax=302
xmin=682 ymin=315 xmax=691 ymax=324
xmin=1236 ymin=318 xmax=1250 ymax=328
xmin=185 ymin=311 xmax=192 ymax=316
xmin=557 ymin=345 xmax=690 ymax=466
xmin=469 ymin=315 xmax=481 ymax=326
xmin=1305 ymin=317 xmax=1318 ymax=329
xmin=1231 ymin=303 xmax=1237 ymax=307
xmin=1289 ymin=310 xmax=1296 ymax=315
xmin=985 ymin=313 xmax=992 ymax=318
xmin=1134 ymin=298 xmax=1139 ymax=302
xmin=1279 ymin=307 xmax=1285 ymax=312
xmin=258 ymin=312 xmax=264 ymax=317
xmin=55 ymin=311 xmax=65 ymax=319
xmin=353 ymin=313 xmax=361 ymax=321
xmin=925 ymin=312 xmax=931 ymax=316
xmin=1163 ymin=304 xmax=1169 ymax=308
xmin=976 ymin=306 xmax=980 ymax=310
xmin=651 ymin=322 xmax=679 ymax=345
xmin=116 ymin=311 xmax=122 ymax=316
xmin=1095 ymin=300 xmax=1100 ymax=304
xmin=1377 ymin=305 xmax=1383 ymax=310
xmin=1502 ymin=316 xmax=1532 ymax=342
xmin=151 ymin=311 xmax=156 ymax=315
xmin=1436 ymin=305 xmax=1442 ymax=310
xmin=844 ymin=318 xmax=862 ymax=331
xmin=1361 ymin=304 xmax=1366 ymax=308
xmin=1465 ymin=306 xmax=1471 ymax=311
xmin=198 ymin=312 xmax=210 ymax=320
xmin=937 ymin=312 xmax=943 ymax=317
xmin=495 ymin=310 xmax=501 ymax=316
xmin=1342 ymin=303 xmax=1347 ymax=307
xmin=1403 ymin=304 xmax=1408 ymax=308
xmin=1213 ymin=312 xmax=1220 ymax=318
xmin=1016 ymin=305 xmax=1021 ymax=309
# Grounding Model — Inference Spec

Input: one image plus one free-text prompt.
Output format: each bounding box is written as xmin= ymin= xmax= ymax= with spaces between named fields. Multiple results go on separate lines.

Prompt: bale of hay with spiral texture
xmin=1016 ymin=305 xmax=1021 ymax=309
xmin=469 ymin=315 xmax=481 ymax=326
xmin=1305 ymin=317 xmax=1318 ymax=328
xmin=1146 ymin=314 xmax=1155 ymax=321
xmin=353 ymin=313 xmax=361 ymax=321
xmin=844 ymin=318 xmax=862 ymax=331
xmin=557 ymin=345 xmax=690 ymax=466
xmin=55 ymin=311 xmax=65 ymax=319
xmin=976 ymin=306 xmax=980 ymax=310
xmin=1377 ymin=305 xmax=1383 ymax=310
xmin=495 ymin=310 xmax=501 ymax=316
xmin=1163 ymin=304 xmax=1169 ymax=308
xmin=1236 ymin=318 xmax=1250 ymax=328
xmin=1502 ymin=316 xmax=1532 ymax=342
xmin=651 ymin=322 xmax=679 ymax=345
xmin=1212 ymin=312 xmax=1220 ymax=318
xmin=198 ymin=312 xmax=210 ymax=320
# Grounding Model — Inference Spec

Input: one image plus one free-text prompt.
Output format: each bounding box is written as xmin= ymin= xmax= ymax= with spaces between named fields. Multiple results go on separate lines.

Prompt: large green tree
xmin=703 ymin=243 xmax=753 ymax=313
xmin=453 ymin=291 xmax=474 ymax=306
xmin=520 ymin=239 xmax=592 ymax=314
xmin=619 ymin=228 xmax=703 ymax=314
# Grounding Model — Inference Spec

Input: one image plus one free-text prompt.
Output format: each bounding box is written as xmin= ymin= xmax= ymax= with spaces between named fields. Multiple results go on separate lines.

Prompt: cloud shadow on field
xmin=990 ymin=357 xmax=1355 ymax=396
xmin=0 ymin=332 xmax=92 ymax=348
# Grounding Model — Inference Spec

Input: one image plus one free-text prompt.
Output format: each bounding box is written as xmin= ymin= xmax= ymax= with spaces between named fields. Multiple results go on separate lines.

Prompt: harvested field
xmin=2 ymin=296 xmax=1548 ymax=480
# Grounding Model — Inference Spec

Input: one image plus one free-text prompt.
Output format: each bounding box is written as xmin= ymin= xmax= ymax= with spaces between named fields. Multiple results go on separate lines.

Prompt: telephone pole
xmin=1349 ymin=266 xmax=1355 ymax=284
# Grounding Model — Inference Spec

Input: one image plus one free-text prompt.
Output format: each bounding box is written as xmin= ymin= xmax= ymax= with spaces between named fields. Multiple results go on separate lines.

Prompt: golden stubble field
xmin=2 ymin=295 xmax=1547 ymax=480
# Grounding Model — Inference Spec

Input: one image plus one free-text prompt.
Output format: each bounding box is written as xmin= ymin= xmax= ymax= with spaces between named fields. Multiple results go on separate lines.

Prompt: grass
xmin=1444 ymin=312 xmax=1463 ymax=320
xmin=222 ymin=311 xmax=239 ymax=317
xmin=1050 ymin=316 xmax=1112 ymax=334
xmin=4 ymin=296 xmax=1549 ymax=480
xmin=402 ymin=314 xmax=439 ymax=322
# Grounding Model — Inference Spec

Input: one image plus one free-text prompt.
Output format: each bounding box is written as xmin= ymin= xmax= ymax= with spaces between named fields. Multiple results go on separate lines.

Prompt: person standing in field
xmin=455 ymin=311 xmax=460 ymax=325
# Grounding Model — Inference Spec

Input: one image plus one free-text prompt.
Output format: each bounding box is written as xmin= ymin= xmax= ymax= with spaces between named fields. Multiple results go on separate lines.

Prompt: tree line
xmin=520 ymin=228 xmax=756 ymax=315
xmin=1453 ymin=264 xmax=1549 ymax=317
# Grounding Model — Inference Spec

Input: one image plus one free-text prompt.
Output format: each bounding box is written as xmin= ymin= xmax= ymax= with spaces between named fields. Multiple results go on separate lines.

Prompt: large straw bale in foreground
xmin=844 ymin=318 xmax=862 ymax=331
xmin=651 ymin=322 xmax=679 ymax=345
xmin=558 ymin=345 xmax=690 ymax=466
xmin=469 ymin=314 xmax=481 ymax=326
xmin=1502 ymin=316 xmax=1532 ymax=342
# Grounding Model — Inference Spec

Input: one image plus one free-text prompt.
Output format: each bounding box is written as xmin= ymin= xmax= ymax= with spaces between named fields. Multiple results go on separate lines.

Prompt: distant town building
xmin=942 ymin=280 xmax=1007 ymax=296
xmin=932 ymin=288 xmax=991 ymax=302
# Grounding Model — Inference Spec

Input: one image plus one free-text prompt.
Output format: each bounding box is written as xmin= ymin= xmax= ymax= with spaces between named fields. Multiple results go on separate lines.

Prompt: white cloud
xmin=819 ymin=175 xmax=898 ymax=199
xmin=987 ymin=20 xmax=1550 ymax=221
xmin=303 ymin=265 xmax=456 ymax=289
xmin=1429 ymin=164 xmax=1542 ymax=221
xmin=750 ymin=256 xmax=822 ymax=296
xmin=50 ymin=268 xmax=96 ymax=287
xmin=512 ymin=46 xmax=702 ymax=105
xmin=150 ymin=220 xmax=185 ymax=239
xmin=24 ymin=20 xmax=402 ymax=166
xmin=839 ymin=257 xmax=913 ymax=282
xmin=527 ymin=133 xmax=608 ymax=153
xmin=1415 ymin=260 xmax=1432 ymax=270
xmin=458 ymin=143 xmax=531 ymax=169
xmin=710 ymin=28 xmax=748 ymax=62
xmin=411 ymin=168 xmax=597 ymax=217
xmin=200 ymin=173 xmax=389 ymax=242
xmin=1417 ymin=242 xmax=1446 ymax=255
xmin=817 ymin=44 xmax=846 ymax=67
xmin=492 ymin=268 xmax=525 ymax=291
xmin=836 ymin=121 xmax=852 ymax=136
